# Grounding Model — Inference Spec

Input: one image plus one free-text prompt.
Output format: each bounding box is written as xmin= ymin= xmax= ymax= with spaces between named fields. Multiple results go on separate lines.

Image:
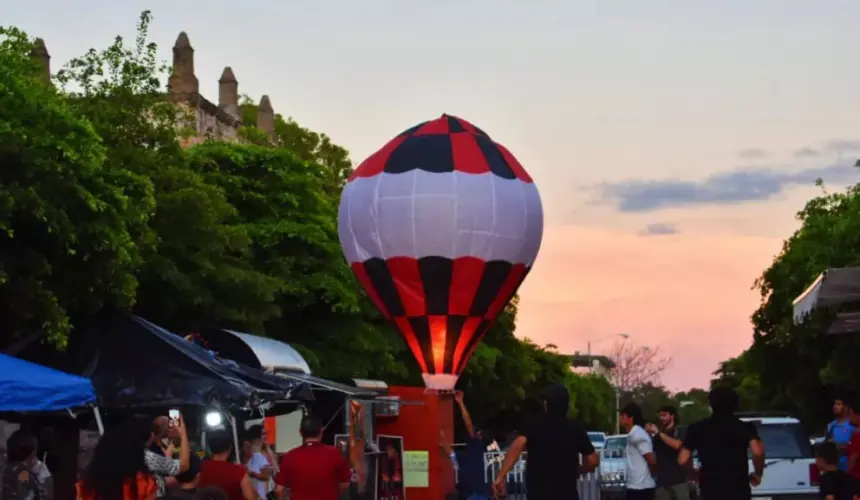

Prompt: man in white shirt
xmin=620 ymin=402 xmax=657 ymax=500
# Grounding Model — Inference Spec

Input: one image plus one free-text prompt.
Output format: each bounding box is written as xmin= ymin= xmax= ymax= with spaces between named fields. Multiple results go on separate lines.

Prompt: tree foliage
xmin=0 ymin=25 xmax=153 ymax=348
xmin=0 ymin=12 xmax=631 ymax=435
xmin=712 ymin=180 xmax=860 ymax=430
xmin=54 ymin=12 xmax=280 ymax=332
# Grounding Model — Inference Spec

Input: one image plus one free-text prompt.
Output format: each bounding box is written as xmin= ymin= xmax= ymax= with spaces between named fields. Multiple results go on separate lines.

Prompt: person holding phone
xmin=145 ymin=413 xmax=191 ymax=497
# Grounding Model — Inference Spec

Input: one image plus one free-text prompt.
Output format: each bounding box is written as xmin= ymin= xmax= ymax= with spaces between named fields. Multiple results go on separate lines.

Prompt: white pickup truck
xmin=739 ymin=413 xmax=818 ymax=499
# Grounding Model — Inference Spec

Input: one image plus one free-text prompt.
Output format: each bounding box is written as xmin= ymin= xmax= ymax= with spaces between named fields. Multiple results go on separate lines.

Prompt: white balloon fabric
xmin=338 ymin=114 xmax=543 ymax=391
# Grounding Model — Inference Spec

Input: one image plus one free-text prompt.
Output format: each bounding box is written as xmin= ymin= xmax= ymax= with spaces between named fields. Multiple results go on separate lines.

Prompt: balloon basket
xmin=423 ymin=387 xmax=456 ymax=397
xmin=421 ymin=373 xmax=459 ymax=393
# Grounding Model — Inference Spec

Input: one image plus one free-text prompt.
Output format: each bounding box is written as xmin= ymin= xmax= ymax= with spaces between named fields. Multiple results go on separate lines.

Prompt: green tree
xmin=55 ymin=12 xmax=281 ymax=331
xmin=718 ymin=181 xmax=860 ymax=429
xmin=673 ymin=388 xmax=711 ymax=424
xmin=0 ymin=26 xmax=153 ymax=348
xmin=183 ymin=141 xmax=416 ymax=379
xmin=710 ymin=353 xmax=762 ymax=411
xmin=622 ymin=382 xmax=673 ymax=422
xmin=567 ymin=371 xmax=616 ymax=431
xmin=238 ymin=97 xmax=353 ymax=192
xmin=185 ymin=141 xmax=358 ymax=314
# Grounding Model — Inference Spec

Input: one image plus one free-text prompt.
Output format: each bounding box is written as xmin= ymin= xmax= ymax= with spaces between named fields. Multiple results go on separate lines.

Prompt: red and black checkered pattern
xmin=348 ymin=114 xmax=533 ymax=183
xmin=351 ymin=256 xmax=529 ymax=375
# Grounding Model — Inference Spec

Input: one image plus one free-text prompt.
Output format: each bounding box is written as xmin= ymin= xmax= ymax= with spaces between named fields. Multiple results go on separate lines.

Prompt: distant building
xmin=30 ymin=31 xmax=277 ymax=148
xmin=567 ymin=352 xmax=615 ymax=378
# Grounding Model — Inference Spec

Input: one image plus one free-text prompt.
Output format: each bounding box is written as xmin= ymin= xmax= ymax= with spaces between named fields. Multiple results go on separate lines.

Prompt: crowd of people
xmin=0 ymin=412 xmax=350 ymax=500
xmin=480 ymin=385 xmax=766 ymax=500
xmin=11 ymin=386 xmax=860 ymax=500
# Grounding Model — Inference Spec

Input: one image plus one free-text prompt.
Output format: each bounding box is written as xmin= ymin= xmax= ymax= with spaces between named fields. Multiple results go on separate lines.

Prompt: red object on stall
xmin=375 ymin=386 xmax=455 ymax=500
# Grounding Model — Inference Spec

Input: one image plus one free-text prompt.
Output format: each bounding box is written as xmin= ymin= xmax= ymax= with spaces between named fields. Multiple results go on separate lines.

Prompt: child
xmin=244 ymin=426 xmax=274 ymax=500
xmin=818 ymin=441 xmax=854 ymax=500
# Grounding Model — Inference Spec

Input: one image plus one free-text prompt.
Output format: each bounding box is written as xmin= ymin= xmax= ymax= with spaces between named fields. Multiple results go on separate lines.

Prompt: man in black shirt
xmin=646 ymin=405 xmax=691 ymax=500
xmin=492 ymin=383 xmax=600 ymax=500
xmin=817 ymin=441 xmax=854 ymax=500
xmin=678 ymin=386 xmax=765 ymax=500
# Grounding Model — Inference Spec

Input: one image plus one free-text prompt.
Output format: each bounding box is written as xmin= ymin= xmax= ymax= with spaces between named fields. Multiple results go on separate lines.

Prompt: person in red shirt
xmin=844 ymin=402 xmax=860 ymax=481
xmin=273 ymin=415 xmax=350 ymax=500
xmin=197 ymin=430 xmax=257 ymax=500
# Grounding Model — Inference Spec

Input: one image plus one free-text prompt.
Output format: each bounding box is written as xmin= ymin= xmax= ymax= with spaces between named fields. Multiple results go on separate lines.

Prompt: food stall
xmin=196 ymin=329 xmax=450 ymax=500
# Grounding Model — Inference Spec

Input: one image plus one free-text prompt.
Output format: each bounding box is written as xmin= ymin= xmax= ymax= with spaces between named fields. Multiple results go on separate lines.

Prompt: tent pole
xmin=93 ymin=406 xmax=105 ymax=435
xmin=228 ymin=415 xmax=240 ymax=464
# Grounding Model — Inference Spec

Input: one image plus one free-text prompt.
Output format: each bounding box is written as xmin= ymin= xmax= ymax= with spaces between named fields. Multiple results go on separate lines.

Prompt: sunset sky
xmin=8 ymin=0 xmax=860 ymax=390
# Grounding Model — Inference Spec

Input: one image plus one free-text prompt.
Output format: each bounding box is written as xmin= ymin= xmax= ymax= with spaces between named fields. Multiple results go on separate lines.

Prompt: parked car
xmin=739 ymin=413 xmax=817 ymax=499
xmin=599 ymin=434 xmax=627 ymax=498
xmin=588 ymin=431 xmax=607 ymax=451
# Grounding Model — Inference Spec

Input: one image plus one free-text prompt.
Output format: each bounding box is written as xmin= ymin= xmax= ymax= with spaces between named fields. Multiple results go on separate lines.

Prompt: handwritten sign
xmin=402 ymin=450 xmax=429 ymax=488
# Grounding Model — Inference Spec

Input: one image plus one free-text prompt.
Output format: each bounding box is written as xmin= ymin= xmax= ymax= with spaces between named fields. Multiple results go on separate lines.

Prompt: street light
xmin=583 ymin=333 xmax=629 ymax=436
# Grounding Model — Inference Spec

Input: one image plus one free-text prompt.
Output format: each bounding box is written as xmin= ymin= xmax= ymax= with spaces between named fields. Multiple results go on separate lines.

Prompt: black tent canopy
xmin=9 ymin=312 xmax=310 ymax=413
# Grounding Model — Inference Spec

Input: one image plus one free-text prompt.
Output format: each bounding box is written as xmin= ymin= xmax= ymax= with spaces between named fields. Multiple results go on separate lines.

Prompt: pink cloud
xmin=515 ymin=224 xmax=783 ymax=390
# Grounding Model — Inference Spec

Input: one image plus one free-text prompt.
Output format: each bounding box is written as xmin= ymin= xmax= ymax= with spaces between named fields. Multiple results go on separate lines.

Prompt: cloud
xmin=640 ymin=223 xmax=679 ymax=236
xmin=793 ymin=147 xmax=820 ymax=159
xmin=599 ymin=162 xmax=857 ymax=212
xmin=736 ymin=148 xmax=768 ymax=159
xmin=823 ymin=139 xmax=860 ymax=153
xmin=792 ymin=139 xmax=860 ymax=160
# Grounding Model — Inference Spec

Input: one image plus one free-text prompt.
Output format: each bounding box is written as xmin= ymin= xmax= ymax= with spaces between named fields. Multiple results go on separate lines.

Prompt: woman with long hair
xmin=76 ymin=420 xmax=156 ymax=500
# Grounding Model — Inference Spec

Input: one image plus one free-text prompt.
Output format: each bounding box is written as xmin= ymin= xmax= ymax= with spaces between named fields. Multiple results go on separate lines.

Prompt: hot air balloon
xmin=338 ymin=114 xmax=543 ymax=391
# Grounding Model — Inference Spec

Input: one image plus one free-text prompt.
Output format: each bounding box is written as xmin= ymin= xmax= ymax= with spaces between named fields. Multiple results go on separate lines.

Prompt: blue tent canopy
xmin=0 ymin=353 xmax=97 ymax=412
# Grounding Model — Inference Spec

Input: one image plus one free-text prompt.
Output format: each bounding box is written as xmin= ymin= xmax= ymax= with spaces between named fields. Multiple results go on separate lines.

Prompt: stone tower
xmin=167 ymin=32 xmax=198 ymax=96
xmin=29 ymin=30 xmax=281 ymax=147
xmin=218 ymin=67 xmax=239 ymax=120
xmin=31 ymin=38 xmax=50 ymax=84
xmin=257 ymin=95 xmax=275 ymax=140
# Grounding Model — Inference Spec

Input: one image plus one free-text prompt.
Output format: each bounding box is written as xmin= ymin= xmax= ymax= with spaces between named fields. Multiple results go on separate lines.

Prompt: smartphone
xmin=169 ymin=409 xmax=180 ymax=423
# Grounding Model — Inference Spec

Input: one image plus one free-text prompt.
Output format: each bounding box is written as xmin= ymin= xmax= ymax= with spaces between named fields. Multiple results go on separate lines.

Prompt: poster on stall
xmin=402 ymin=451 xmax=428 ymax=488
xmin=348 ymin=400 xmax=367 ymax=489
xmin=375 ymin=435 xmax=405 ymax=500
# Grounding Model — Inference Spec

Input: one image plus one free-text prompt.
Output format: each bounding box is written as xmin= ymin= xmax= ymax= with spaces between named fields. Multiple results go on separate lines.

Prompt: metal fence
xmin=466 ymin=451 xmax=604 ymax=500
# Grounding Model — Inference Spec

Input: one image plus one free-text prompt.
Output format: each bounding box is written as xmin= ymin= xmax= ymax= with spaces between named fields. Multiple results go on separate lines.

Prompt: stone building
xmin=32 ymin=31 xmax=276 ymax=147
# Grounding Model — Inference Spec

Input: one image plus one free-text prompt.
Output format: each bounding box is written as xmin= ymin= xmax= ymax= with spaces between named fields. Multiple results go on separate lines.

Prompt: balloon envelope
xmin=338 ymin=114 xmax=543 ymax=390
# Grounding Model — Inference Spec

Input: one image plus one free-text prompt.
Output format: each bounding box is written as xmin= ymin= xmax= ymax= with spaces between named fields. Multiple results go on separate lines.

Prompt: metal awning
xmin=272 ymin=372 xmax=381 ymax=398
xmin=200 ymin=329 xmax=386 ymax=398
xmin=201 ymin=329 xmax=311 ymax=374
xmin=793 ymin=267 xmax=860 ymax=333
